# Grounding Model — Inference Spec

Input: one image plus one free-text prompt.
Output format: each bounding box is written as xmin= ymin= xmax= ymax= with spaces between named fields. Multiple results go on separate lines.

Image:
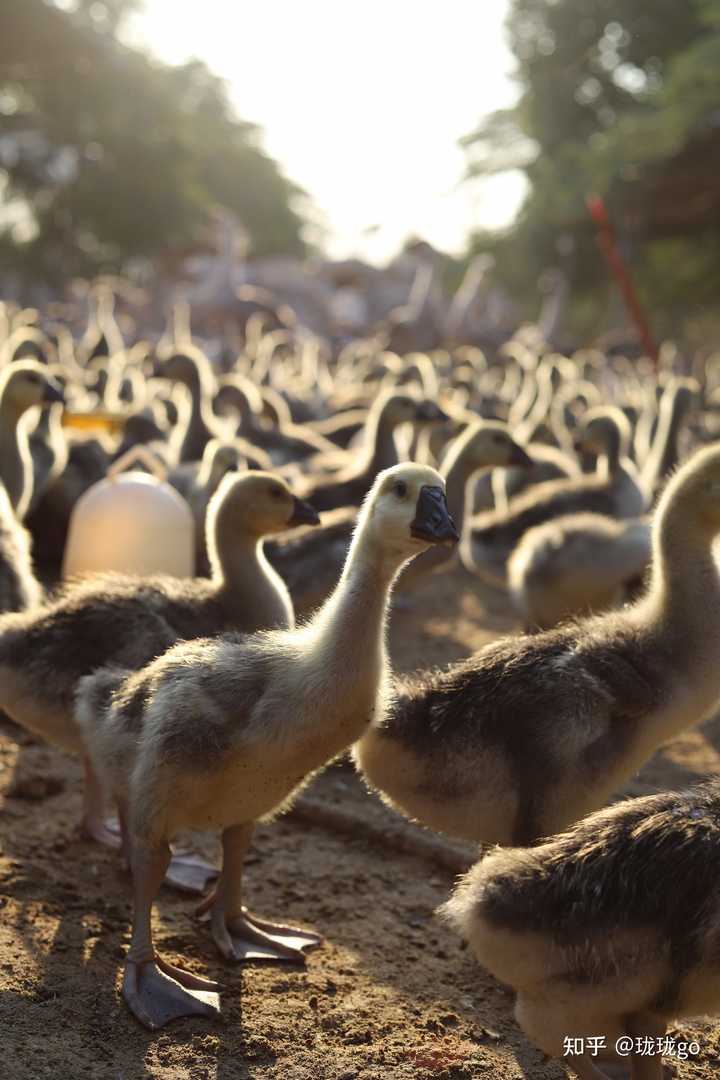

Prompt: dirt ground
xmin=3 ymin=563 xmax=720 ymax=1080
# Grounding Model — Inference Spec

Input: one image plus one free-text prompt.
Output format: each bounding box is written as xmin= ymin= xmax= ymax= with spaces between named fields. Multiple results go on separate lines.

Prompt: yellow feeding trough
xmin=62 ymin=446 xmax=195 ymax=580
xmin=61 ymin=409 xmax=127 ymax=437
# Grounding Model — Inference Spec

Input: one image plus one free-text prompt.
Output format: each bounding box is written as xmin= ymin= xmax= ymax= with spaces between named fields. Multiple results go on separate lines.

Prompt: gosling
xmin=76 ymin=463 xmax=458 ymax=1029
xmin=442 ymin=778 xmax=720 ymax=1080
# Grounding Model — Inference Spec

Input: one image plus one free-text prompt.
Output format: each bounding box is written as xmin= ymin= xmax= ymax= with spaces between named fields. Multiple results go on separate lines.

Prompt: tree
xmin=0 ymin=0 xmax=311 ymax=287
xmin=462 ymin=0 xmax=720 ymax=341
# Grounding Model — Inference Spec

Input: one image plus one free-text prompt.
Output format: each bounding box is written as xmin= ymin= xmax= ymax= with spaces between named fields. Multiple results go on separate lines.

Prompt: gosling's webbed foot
xmin=205 ymin=900 xmax=322 ymax=962
xmin=244 ymin=910 xmax=322 ymax=952
xmin=163 ymin=846 xmax=220 ymax=895
xmin=123 ymin=956 xmax=220 ymax=1030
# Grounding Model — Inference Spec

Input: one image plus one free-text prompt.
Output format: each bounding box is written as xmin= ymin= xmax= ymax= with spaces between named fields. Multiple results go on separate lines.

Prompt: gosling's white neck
xmin=211 ymin=530 xmax=294 ymax=631
xmin=631 ymin=500 xmax=720 ymax=732
xmin=293 ymin=518 xmax=416 ymax=751
xmin=647 ymin=501 xmax=720 ymax=628
xmin=311 ymin=519 xmax=403 ymax=646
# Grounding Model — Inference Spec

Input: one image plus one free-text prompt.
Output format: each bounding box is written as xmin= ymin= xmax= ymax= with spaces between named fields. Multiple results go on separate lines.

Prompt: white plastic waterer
xmin=62 ymin=445 xmax=195 ymax=580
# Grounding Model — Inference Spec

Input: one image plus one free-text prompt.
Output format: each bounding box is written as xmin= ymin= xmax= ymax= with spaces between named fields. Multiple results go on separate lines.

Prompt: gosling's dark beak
xmin=415 ymin=400 xmax=449 ymax=424
xmin=410 ymin=485 xmax=459 ymax=545
xmin=510 ymin=444 xmax=533 ymax=467
xmin=43 ymin=380 xmax=65 ymax=404
xmin=289 ymin=496 xmax=320 ymax=527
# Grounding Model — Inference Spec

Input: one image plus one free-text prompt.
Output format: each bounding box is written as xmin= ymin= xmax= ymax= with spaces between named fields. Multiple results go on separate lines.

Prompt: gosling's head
xmin=209 ymin=470 xmax=320 ymax=544
xmin=361 ymin=463 xmax=459 ymax=560
xmin=0 ymin=360 xmax=64 ymax=416
xmin=449 ymin=421 xmax=533 ymax=472
xmin=158 ymin=348 xmax=212 ymax=392
xmin=215 ymin=376 xmax=260 ymax=419
xmin=573 ymin=406 xmax=629 ymax=458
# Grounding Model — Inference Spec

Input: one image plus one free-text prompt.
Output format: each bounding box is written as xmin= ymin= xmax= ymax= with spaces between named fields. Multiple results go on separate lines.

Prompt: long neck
xmin=180 ymin=372 xmax=218 ymax=459
xmin=366 ymin=407 xmax=398 ymax=474
xmin=500 ymin=362 xmax=522 ymax=404
xmin=0 ymin=401 xmax=29 ymax=514
xmin=659 ymin=395 xmax=687 ymax=477
xmin=646 ymin=506 xmax=720 ymax=642
xmin=180 ymin=374 xmax=203 ymax=427
xmin=442 ymin=445 xmax=480 ymax=535
xmin=303 ymin=524 xmax=405 ymax=723
xmin=630 ymin=505 xmax=720 ymax=747
xmin=198 ymin=450 xmax=225 ymax=491
xmin=598 ymin=504 xmax=720 ymax=765
xmin=643 ymin=390 xmax=686 ymax=491
xmin=508 ymin=366 xmax=538 ymax=427
xmin=518 ymin=374 xmax=551 ymax=442
xmin=595 ymin=421 xmax=623 ymax=479
xmin=172 ymin=301 xmax=191 ymax=345
xmin=236 ymin=393 xmax=255 ymax=431
xmin=213 ymin=532 xmax=294 ymax=630
xmin=197 ymin=451 xmax=213 ymax=490
xmin=315 ymin=534 xmax=396 ymax=649
xmin=33 ymin=406 xmax=51 ymax=438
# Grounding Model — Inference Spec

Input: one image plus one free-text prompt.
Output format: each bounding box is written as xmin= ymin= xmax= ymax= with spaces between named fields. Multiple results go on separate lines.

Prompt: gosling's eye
xmin=394 ymin=480 xmax=408 ymax=498
xmin=270 ymin=487 xmax=285 ymax=499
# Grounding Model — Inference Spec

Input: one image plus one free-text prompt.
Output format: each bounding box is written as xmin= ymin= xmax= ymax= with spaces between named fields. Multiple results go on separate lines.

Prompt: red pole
xmin=586 ymin=194 xmax=658 ymax=367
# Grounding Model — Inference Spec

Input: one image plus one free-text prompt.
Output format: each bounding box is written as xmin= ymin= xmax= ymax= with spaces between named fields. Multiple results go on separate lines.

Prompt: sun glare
xmin=126 ymin=0 xmax=524 ymax=261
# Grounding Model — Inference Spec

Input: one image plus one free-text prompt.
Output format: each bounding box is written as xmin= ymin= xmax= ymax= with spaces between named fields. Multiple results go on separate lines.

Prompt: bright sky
xmin=126 ymin=1 xmax=526 ymax=263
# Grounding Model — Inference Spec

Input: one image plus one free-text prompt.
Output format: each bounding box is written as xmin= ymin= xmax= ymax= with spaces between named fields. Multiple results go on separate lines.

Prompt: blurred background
xmin=4 ymin=9 xmax=720 ymax=1071
xmin=2 ymin=0 xmax=720 ymax=344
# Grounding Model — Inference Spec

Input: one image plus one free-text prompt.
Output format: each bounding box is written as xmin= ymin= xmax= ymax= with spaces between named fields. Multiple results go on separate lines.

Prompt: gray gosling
xmin=0 ymin=472 xmax=318 ymax=890
xmin=398 ymin=420 xmax=532 ymax=591
xmin=300 ymin=391 xmax=447 ymax=511
xmin=76 ymin=463 xmax=458 ymax=1029
xmin=442 ymin=778 xmax=720 ymax=1080
xmin=508 ymin=512 xmax=651 ymax=631
xmin=465 ymin=407 xmax=646 ymax=588
xmin=355 ymin=443 xmax=720 ymax=846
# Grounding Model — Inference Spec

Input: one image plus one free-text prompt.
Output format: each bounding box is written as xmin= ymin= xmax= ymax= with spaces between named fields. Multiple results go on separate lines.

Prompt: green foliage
xmin=463 ymin=0 xmax=720 ymax=341
xmin=0 ymin=0 xmax=310 ymax=286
